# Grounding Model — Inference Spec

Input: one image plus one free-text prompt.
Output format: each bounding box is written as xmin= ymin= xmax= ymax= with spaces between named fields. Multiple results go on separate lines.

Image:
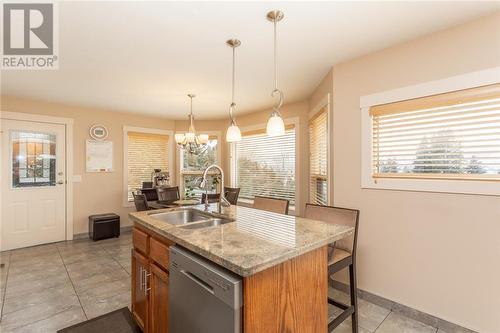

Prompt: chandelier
xmin=175 ymin=94 xmax=210 ymax=155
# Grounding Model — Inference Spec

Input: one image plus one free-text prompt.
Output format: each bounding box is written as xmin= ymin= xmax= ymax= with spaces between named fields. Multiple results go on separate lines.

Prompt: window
xmin=234 ymin=126 xmax=296 ymax=205
xmin=125 ymin=130 xmax=170 ymax=202
xmin=371 ymin=84 xmax=500 ymax=180
xmin=309 ymin=108 xmax=328 ymax=205
xmin=11 ymin=131 xmax=56 ymax=187
xmin=179 ymin=136 xmax=219 ymax=199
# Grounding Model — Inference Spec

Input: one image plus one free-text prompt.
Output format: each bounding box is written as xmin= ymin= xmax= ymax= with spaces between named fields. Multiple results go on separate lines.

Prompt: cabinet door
xmin=149 ymin=263 xmax=169 ymax=333
xmin=132 ymin=249 xmax=149 ymax=332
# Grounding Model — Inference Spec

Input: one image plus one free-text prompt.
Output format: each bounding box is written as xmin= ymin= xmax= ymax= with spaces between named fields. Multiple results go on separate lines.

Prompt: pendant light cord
xmin=229 ymin=43 xmax=237 ymax=125
xmin=271 ymin=16 xmax=284 ymax=114
xmin=274 ymin=19 xmax=278 ymax=91
xmin=232 ymin=46 xmax=235 ymax=105
xmin=189 ymin=95 xmax=195 ymax=131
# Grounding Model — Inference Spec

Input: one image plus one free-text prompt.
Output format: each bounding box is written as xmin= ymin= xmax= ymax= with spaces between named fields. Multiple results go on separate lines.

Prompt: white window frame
xmin=309 ymin=93 xmax=332 ymax=205
xmin=360 ymin=66 xmax=500 ymax=196
xmin=177 ymin=130 xmax=221 ymax=198
xmin=229 ymin=117 xmax=301 ymax=214
xmin=122 ymin=126 xmax=174 ymax=207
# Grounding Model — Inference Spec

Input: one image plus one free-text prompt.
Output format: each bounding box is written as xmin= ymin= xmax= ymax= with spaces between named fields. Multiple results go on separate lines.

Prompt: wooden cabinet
xmin=131 ymin=225 xmax=174 ymax=333
xmin=132 ymin=249 xmax=149 ymax=331
xmin=149 ymin=263 xmax=169 ymax=333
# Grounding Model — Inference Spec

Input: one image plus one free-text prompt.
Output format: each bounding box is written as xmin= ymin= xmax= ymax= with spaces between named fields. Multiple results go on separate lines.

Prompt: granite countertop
xmin=129 ymin=204 xmax=354 ymax=277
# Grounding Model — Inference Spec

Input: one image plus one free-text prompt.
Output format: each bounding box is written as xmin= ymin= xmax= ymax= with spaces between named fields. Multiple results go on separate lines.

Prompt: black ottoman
xmin=89 ymin=213 xmax=120 ymax=241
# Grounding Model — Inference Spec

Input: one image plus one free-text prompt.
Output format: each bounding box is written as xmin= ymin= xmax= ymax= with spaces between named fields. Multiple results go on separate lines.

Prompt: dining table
xmin=147 ymin=199 xmax=200 ymax=210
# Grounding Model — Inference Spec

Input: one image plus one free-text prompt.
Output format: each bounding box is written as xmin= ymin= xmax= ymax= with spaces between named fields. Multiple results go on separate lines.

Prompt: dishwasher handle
xmin=181 ymin=269 xmax=215 ymax=295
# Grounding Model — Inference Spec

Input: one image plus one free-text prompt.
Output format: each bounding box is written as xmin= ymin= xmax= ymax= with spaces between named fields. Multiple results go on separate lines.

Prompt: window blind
xmin=371 ymin=83 xmax=500 ymax=180
xmin=235 ymin=127 xmax=296 ymax=205
xmin=127 ymin=132 xmax=169 ymax=201
xmin=309 ymin=108 xmax=328 ymax=205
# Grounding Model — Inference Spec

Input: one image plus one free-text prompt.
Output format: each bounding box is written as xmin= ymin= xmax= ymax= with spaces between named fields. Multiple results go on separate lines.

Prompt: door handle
xmin=57 ymin=180 xmax=64 ymax=185
xmin=143 ymin=270 xmax=151 ymax=295
xmin=181 ymin=270 xmax=214 ymax=294
xmin=139 ymin=267 xmax=143 ymax=291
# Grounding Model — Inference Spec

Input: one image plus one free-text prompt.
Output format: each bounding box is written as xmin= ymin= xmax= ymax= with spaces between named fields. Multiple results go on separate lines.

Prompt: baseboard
xmin=330 ymin=280 xmax=477 ymax=333
xmin=72 ymin=226 xmax=133 ymax=240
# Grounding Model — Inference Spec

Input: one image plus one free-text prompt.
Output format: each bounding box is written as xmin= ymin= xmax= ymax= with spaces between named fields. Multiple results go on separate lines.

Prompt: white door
xmin=1 ymin=119 xmax=66 ymax=250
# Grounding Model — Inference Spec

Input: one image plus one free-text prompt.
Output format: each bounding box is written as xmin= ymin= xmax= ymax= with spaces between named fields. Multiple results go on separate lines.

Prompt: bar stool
xmin=253 ymin=196 xmax=289 ymax=214
xmin=304 ymin=203 xmax=360 ymax=333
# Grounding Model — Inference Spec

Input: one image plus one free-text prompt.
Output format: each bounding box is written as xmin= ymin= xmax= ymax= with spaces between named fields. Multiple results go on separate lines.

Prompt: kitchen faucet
xmin=199 ymin=164 xmax=230 ymax=214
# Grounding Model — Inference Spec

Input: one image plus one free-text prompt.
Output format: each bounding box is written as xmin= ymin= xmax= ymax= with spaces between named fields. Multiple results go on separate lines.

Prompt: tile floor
xmin=0 ymin=232 xmax=442 ymax=333
xmin=0 ymin=233 xmax=132 ymax=333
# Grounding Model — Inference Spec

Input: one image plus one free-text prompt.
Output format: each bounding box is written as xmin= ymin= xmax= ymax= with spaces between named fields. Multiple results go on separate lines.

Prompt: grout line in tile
xmin=99 ymin=242 xmax=131 ymax=277
xmin=57 ymin=246 xmax=88 ymax=321
xmin=2 ymin=305 xmax=83 ymax=332
xmin=373 ymin=310 xmax=392 ymax=332
xmin=0 ymin=251 xmax=12 ymax=322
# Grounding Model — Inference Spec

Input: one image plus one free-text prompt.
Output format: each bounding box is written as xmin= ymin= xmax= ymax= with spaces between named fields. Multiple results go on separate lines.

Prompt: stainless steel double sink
xmin=148 ymin=208 xmax=234 ymax=230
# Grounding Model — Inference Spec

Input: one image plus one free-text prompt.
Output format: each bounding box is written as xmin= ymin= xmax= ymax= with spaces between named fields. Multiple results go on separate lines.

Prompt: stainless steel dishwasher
xmin=169 ymin=246 xmax=243 ymax=333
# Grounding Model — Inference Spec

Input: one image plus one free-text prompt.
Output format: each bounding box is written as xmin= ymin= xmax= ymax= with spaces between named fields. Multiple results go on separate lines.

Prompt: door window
xmin=11 ymin=130 xmax=57 ymax=188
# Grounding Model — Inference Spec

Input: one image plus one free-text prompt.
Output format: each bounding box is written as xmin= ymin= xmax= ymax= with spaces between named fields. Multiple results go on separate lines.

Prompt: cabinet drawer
xmin=150 ymin=237 xmax=171 ymax=271
xmin=133 ymin=228 xmax=149 ymax=255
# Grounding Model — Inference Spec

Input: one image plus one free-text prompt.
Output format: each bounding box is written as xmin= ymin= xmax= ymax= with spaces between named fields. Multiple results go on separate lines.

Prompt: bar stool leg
xmin=349 ymin=263 xmax=358 ymax=333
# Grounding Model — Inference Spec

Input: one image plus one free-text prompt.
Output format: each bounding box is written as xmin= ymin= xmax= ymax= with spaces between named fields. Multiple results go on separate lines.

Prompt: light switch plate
xmin=72 ymin=175 xmax=82 ymax=183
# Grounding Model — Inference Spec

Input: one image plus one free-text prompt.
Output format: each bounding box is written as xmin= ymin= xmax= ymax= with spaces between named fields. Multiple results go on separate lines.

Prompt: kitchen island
xmin=129 ymin=204 xmax=354 ymax=333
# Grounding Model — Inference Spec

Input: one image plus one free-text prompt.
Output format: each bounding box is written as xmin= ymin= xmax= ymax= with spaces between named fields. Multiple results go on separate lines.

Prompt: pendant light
xmin=226 ymin=39 xmax=242 ymax=142
xmin=266 ymin=10 xmax=286 ymax=136
xmin=175 ymin=94 xmax=210 ymax=155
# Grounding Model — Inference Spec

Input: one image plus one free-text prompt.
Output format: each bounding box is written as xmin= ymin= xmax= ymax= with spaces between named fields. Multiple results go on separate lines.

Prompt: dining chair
xmin=253 ymin=196 xmax=289 ymax=215
xmin=142 ymin=181 xmax=153 ymax=189
xmin=140 ymin=187 xmax=158 ymax=201
xmin=304 ymin=203 xmax=360 ymax=333
xmin=157 ymin=186 xmax=180 ymax=202
xmin=133 ymin=192 xmax=151 ymax=212
xmin=224 ymin=187 xmax=240 ymax=205
xmin=201 ymin=193 xmax=220 ymax=204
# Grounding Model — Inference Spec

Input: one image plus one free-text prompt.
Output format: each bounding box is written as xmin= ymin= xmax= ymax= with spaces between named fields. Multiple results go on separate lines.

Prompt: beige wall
xmin=309 ymin=68 xmax=333 ymax=111
xmin=1 ymin=95 xmax=176 ymax=234
xmin=331 ymin=13 xmax=500 ymax=332
xmin=308 ymin=69 xmax=334 ymax=204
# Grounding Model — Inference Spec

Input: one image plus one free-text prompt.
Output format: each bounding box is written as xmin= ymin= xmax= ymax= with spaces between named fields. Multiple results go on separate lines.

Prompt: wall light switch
xmin=72 ymin=175 xmax=82 ymax=183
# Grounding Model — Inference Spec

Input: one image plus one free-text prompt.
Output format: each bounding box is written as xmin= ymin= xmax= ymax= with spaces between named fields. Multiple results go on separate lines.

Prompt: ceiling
xmin=2 ymin=1 xmax=499 ymax=120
